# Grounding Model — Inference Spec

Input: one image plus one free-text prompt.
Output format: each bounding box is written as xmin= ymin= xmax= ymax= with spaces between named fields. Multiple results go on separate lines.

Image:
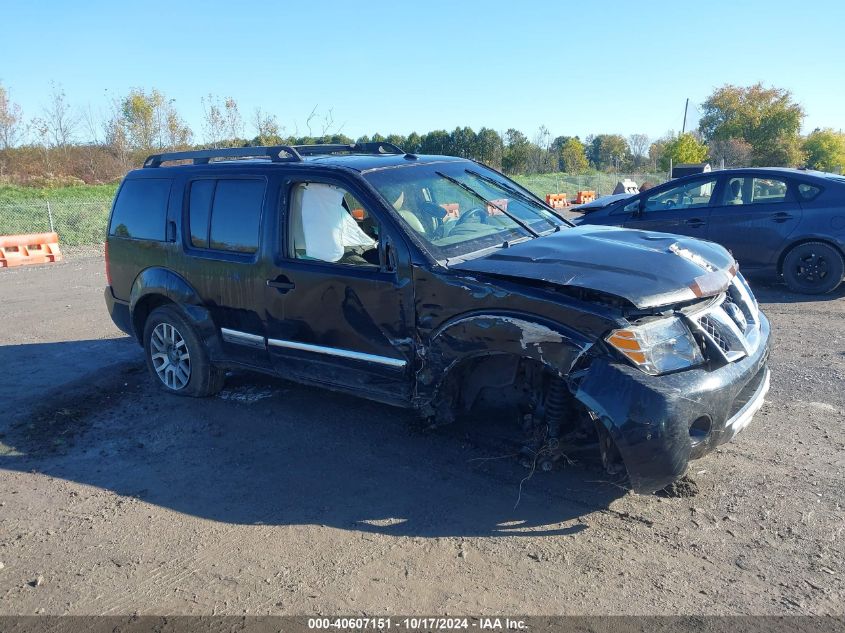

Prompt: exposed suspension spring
xmin=544 ymin=375 xmax=568 ymax=442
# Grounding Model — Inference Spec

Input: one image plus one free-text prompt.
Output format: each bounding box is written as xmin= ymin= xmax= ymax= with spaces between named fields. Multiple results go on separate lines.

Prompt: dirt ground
xmin=0 ymin=257 xmax=843 ymax=616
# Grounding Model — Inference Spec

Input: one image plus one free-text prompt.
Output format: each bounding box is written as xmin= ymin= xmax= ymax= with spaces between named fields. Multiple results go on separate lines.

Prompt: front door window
xmin=643 ymin=178 xmax=718 ymax=212
xmin=289 ymin=182 xmax=380 ymax=267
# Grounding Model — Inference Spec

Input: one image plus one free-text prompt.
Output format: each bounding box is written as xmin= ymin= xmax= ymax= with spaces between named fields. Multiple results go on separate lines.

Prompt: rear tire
xmin=143 ymin=305 xmax=224 ymax=397
xmin=782 ymin=241 xmax=844 ymax=295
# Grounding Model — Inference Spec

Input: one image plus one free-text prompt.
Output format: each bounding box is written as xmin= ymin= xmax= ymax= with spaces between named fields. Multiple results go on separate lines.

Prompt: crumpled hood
xmin=451 ymin=225 xmax=737 ymax=309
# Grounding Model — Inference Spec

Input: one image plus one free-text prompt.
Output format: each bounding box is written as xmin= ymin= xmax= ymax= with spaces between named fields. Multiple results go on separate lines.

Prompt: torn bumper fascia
xmin=574 ymin=312 xmax=771 ymax=493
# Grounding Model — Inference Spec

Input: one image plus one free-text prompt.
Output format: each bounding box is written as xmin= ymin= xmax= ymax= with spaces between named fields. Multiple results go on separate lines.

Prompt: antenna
xmin=681 ymin=98 xmax=689 ymax=135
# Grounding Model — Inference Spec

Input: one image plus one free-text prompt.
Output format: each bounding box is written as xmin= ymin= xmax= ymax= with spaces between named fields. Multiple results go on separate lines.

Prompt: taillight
xmin=105 ymin=241 xmax=112 ymax=286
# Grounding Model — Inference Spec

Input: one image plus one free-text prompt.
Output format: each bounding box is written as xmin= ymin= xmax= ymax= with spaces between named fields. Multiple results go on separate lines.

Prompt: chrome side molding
xmin=221 ymin=328 xmax=266 ymax=350
xmin=268 ymin=338 xmax=406 ymax=368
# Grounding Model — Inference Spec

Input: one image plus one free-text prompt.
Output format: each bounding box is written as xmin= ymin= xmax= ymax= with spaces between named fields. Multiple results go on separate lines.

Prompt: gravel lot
xmin=0 ymin=257 xmax=843 ymax=616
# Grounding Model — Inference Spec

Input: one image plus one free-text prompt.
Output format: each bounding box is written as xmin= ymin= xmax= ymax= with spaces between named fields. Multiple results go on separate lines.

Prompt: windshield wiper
xmin=434 ymin=171 xmax=541 ymax=238
xmin=464 ymin=168 xmax=563 ymax=231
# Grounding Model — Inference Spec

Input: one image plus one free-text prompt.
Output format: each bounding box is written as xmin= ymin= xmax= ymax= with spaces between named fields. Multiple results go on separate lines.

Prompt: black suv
xmin=104 ymin=143 xmax=771 ymax=493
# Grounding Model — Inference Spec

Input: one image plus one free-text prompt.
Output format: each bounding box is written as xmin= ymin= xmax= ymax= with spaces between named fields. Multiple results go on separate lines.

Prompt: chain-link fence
xmin=0 ymin=201 xmax=111 ymax=256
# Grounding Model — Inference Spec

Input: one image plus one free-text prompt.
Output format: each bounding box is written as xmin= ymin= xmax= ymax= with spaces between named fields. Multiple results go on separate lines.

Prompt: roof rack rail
xmin=143 ymin=141 xmax=408 ymax=168
xmin=292 ymin=142 xmax=406 ymax=156
xmin=143 ymin=145 xmax=303 ymax=168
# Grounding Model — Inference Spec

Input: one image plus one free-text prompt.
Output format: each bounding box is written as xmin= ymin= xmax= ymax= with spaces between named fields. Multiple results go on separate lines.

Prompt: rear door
xmin=622 ymin=175 xmax=720 ymax=238
xmin=263 ymin=171 xmax=416 ymax=403
xmin=177 ymin=171 xmax=272 ymax=367
xmin=706 ymin=173 xmax=802 ymax=271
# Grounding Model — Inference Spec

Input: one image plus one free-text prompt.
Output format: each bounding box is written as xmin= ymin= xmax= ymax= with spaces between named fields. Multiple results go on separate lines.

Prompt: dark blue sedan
xmin=573 ymin=168 xmax=845 ymax=294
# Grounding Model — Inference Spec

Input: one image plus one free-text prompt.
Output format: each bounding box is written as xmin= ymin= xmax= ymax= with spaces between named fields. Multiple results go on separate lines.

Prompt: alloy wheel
xmin=150 ymin=322 xmax=191 ymax=390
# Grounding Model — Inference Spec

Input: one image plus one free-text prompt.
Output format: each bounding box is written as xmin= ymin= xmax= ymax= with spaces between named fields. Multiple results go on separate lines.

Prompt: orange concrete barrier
xmin=0 ymin=232 xmax=63 ymax=268
xmin=545 ymin=193 xmax=570 ymax=209
xmin=576 ymin=190 xmax=596 ymax=204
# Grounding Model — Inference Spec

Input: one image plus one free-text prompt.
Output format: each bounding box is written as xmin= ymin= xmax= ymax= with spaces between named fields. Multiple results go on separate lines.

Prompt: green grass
xmin=514 ymin=172 xmax=666 ymax=199
xmin=0 ymin=183 xmax=118 ymax=204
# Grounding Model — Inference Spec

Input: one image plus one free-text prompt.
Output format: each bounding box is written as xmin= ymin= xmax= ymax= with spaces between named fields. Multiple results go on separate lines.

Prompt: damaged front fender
xmin=417 ymin=313 xmax=594 ymax=410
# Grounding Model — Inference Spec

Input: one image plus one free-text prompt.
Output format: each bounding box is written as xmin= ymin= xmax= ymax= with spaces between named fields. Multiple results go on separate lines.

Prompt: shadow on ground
xmin=0 ymin=340 xmax=623 ymax=539
xmin=0 ymin=336 xmax=140 ymax=410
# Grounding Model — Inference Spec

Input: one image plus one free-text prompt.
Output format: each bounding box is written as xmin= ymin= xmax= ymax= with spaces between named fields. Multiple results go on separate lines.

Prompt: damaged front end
xmin=571 ymin=271 xmax=771 ymax=493
xmin=439 ymin=232 xmax=771 ymax=494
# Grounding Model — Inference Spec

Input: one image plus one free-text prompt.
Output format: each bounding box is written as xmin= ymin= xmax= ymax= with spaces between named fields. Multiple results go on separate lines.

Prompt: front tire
xmin=782 ymin=241 xmax=844 ymax=295
xmin=594 ymin=420 xmax=628 ymax=485
xmin=143 ymin=305 xmax=224 ymax=397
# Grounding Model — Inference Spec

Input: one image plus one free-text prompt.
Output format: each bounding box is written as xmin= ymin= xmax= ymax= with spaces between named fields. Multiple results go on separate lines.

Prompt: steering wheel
xmin=666 ymin=195 xmax=694 ymax=210
xmin=455 ymin=207 xmax=489 ymax=226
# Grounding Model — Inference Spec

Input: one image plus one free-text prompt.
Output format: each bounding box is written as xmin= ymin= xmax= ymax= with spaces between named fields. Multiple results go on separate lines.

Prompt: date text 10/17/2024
xmin=307 ymin=617 xmax=527 ymax=630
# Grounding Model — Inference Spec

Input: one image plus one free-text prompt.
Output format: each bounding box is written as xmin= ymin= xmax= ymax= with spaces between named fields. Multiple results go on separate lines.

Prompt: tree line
xmin=0 ymin=82 xmax=842 ymax=186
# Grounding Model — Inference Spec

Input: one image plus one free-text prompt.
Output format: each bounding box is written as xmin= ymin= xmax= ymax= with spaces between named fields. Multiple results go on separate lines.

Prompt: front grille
xmin=688 ymin=274 xmax=762 ymax=364
xmin=699 ymin=315 xmax=730 ymax=353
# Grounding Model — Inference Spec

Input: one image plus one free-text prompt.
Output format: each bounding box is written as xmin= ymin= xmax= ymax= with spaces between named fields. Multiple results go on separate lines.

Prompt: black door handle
xmin=267 ymin=277 xmax=295 ymax=292
xmin=685 ymin=218 xmax=706 ymax=228
xmin=772 ymin=212 xmax=794 ymax=223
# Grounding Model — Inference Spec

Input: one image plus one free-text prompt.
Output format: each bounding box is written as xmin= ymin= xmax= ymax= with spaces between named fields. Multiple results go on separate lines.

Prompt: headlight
xmin=606 ymin=317 xmax=703 ymax=375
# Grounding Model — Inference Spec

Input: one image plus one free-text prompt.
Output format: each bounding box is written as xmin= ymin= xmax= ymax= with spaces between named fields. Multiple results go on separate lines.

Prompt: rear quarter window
xmin=109 ymin=178 xmax=172 ymax=240
xmin=797 ymin=183 xmax=823 ymax=201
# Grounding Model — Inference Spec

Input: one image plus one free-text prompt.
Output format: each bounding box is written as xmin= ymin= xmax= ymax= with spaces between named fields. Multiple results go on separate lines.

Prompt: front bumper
xmin=575 ymin=312 xmax=771 ymax=493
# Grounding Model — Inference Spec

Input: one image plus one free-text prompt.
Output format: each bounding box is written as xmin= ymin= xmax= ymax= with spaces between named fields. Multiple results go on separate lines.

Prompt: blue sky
xmin=2 ymin=0 xmax=843 ymax=143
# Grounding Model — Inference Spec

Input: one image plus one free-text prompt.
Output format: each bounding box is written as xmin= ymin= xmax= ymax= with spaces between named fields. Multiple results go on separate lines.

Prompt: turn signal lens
xmin=606 ymin=317 xmax=704 ymax=376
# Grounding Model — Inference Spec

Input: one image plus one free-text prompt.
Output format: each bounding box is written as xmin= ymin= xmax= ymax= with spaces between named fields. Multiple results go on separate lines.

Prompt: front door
xmin=623 ymin=175 xmax=720 ymax=239
xmin=264 ymin=174 xmax=416 ymax=403
xmin=706 ymin=174 xmax=802 ymax=271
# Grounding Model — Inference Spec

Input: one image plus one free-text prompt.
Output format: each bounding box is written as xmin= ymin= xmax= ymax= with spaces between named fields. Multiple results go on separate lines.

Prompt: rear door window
xmin=187 ymin=178 xmax=265 ymax=254
xmin=109 ymin=179 xmax=172 ymax=239
xmin=188 ymin=180 xmax=215 ymax=248
xmin=722 ymin=176 xmax=788 ymax=205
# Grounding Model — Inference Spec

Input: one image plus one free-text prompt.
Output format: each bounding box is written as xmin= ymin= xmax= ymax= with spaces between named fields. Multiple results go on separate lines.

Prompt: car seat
xmin=727 ymin=179 xmax=744 ymax=205
xmin=398 ymin=209 xmax=427 ymax=234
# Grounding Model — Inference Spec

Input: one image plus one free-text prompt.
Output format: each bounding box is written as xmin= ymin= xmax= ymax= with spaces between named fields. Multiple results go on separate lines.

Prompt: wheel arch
xmin=417 ymin=312 xmax=594 ymax=418
xmin=129 ymin=267 xmax=219 ymax=349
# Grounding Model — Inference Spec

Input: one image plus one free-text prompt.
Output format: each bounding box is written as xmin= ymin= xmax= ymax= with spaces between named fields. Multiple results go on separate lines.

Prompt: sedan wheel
xmin=782 ymin=242 xmax=844 ymax=295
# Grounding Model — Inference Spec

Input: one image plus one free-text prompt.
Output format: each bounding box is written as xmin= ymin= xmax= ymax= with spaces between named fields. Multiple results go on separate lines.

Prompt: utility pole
xmin=681 ymin=98 xmax=689 ymax=135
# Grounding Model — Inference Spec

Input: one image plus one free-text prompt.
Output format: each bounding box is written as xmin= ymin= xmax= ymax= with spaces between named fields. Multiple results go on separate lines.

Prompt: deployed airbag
xmin=299 ymin=183 xmax=375 ymax=262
